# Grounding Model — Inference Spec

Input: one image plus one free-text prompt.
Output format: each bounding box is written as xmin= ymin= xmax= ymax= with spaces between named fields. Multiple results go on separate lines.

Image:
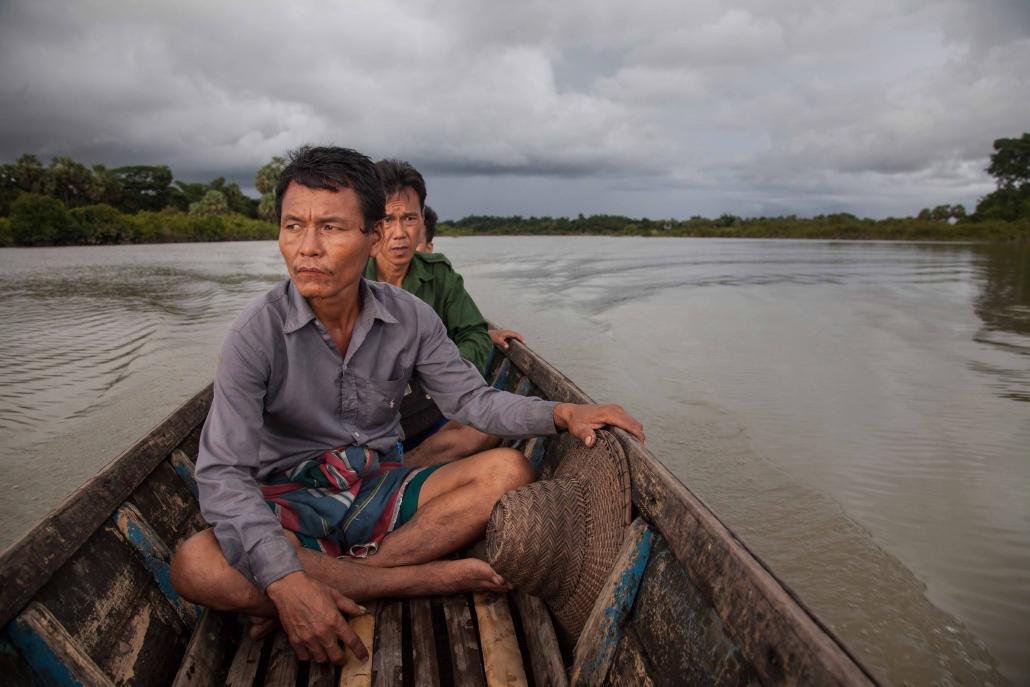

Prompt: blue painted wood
xmin=570 ymin=518 xmax=655 ymax=687
xmin=0 ymin=634 xmax=46 ymax=686
xmin=4 ymin=622 xmax=82 ymax=687
xmin=168 ymin=449 xmax=199 ymax=499
xmin=5 ymin=604 xmax=113 ymax=687
xmin=515 ymin=376 xmax=533 ymax=396
xmin=527 ymin=437 xmax=549 ymax=470
xmin=491 ymin=358 xmax=511 ymax=390
xmin=111 ymin=503 xmax=201 ymax=627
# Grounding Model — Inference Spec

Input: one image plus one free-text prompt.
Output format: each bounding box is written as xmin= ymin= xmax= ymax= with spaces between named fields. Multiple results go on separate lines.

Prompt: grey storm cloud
xmin=0 ymin=0 xmax=1027 ymax=218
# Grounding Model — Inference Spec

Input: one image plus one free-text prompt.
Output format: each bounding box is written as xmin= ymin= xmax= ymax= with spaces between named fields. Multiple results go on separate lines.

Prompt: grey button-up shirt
xmin=196 ymin=278 xmax=558 ymax=591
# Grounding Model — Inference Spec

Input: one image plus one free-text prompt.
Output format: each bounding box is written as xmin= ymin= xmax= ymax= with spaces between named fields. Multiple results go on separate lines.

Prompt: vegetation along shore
xmin=2 ymin=133 xmax=1027 ymax=247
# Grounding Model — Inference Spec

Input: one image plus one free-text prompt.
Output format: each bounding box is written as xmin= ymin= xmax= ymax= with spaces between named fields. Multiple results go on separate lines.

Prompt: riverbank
xmin=2 ymin=205 xmax=1028 ymax=247
xmin=4 ymin=213 xmax=1025 ymax=248
xmin=0 ymin=202 xmax=275 ymax=247
xmin=439 ymin=214 xmax=1030 ymax=242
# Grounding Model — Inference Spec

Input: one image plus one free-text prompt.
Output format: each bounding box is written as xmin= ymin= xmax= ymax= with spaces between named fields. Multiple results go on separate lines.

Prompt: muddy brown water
xmin=1 ymin=238 xmax=1026 ymax=685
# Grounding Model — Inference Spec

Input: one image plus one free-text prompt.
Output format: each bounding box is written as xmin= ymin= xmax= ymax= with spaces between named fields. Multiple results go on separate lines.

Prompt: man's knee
xmin=170 ymin=529 xmax=221 ymax=602
xmin=481 ymin=447 xmax=534 ymax=493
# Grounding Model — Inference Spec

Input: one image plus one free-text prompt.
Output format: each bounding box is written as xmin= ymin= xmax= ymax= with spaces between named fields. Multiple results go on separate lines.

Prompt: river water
xmin=0 ymin=238 xmax=1027 ymax=685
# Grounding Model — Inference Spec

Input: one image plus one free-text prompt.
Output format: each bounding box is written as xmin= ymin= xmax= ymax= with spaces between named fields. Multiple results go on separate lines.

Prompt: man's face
xmin=378 ymin=187 xmax=423 ymax=271
xmin=278 ymin=182 xmax=382 ymax=304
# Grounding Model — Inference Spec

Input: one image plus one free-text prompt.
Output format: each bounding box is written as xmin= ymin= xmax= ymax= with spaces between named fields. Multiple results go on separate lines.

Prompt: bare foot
xmin=416 ymin=558 xmax=513 ymax=595
xmin=248 ymin=615 xmax=278 ymax=639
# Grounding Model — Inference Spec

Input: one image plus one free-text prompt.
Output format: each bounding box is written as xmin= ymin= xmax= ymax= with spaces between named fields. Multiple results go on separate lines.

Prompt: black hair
xmin=274 ymin=146 xmax=386 ymax=233
xmin=374 ymin=158 xmax=427 ymax=209
xmin=423 ymin=205 xmax=438 ymax=243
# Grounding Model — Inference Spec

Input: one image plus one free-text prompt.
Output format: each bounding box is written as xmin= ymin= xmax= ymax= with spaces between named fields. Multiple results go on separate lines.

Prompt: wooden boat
xmin=0 ymin=338 xmax=881 ymax=686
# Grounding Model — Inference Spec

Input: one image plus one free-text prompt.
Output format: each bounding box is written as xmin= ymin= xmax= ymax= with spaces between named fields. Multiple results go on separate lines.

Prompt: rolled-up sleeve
xmin=414 ymin=306 xmax=558 ymax=438
xmin=195 ymin=332 xmax=302 ymax=592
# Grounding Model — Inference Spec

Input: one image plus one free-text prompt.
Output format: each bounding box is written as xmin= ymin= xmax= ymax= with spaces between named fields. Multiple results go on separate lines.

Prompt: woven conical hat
xmin=485 ymin=430 xmax=631 ymax=643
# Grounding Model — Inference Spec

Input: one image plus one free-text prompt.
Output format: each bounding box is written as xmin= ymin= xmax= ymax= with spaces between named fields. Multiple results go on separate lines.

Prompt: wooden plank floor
xmin=187 ymin=591 xmax=564 ymax=687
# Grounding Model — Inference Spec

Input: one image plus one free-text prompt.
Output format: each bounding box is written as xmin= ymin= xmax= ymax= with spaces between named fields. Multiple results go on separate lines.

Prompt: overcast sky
xmin=1 ymin=1 xmax=1027 ymax=219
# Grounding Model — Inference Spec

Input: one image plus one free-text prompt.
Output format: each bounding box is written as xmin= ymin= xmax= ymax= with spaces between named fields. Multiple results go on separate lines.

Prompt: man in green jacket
xmin=365 ymin=159 xmax=500 ymax=464
xmin=365 ymin=235 xmax=492 ymax=370
xmin=414 ymin=203 xmax=526 ymax=351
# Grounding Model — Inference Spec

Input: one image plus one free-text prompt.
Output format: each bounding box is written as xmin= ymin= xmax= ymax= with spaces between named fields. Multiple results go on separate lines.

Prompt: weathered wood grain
xmin=441 ymin=595 xmax=486 ymax=687
xmin=168 ymin=449 xmax=200 ymax=500
xmin=127 ymin=459 xmax=206 ymax=551
xmin=512 ymin=593 xmax=567 ymax=687
xmin=6 ymin=602 xmax=116 ymax=687
xmin=626 ymin=540 xmax=756 ymax=687
xmin=570 ymin=518 xmax=654 ymax=687
xmin=490 ymin=358 xmax=512 ymax=390
xmin=226 ymin=632 xmax=265 ymax=687
xmin=371 ymin=601 xmax=402 ymax=687
xmin=410 ymin=598 xmax=441 ymax=687
xmin=264 ymin=630 xmax=299 ymax=686
xmin=514 ymin=376 xmax=533 ymax=397
xmin=305 ymin=660 xmax=335 ymax=687
xmin=503 ymin=365 xmax=524 ymax=395
xmin=111 ymin=501 xmax=200 ymax=628
xmin=0 ymin=385 xmax=212 ymax=628
xmin=170 ymin=609 xmax=239 ymax=687
xmin=31 ymin=524 xmax=188 ymax=686
xmin=175 ymin=424 xmax=205 ymax=463
xmin=473 ymin=593 xmax=528 ymax=687
xmin=602 ymin=632 xmax=654 ymax=687
xmin=338 ymin=605 xmax=376 ymax=687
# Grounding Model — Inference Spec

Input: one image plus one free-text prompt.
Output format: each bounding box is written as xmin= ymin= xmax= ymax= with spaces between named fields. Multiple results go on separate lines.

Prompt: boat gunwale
xmin=0 ymin=384 xmax=213 ymax=629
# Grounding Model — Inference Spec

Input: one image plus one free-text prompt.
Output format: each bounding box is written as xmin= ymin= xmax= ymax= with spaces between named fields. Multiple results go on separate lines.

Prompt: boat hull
xmin=0 ymin=341 xmax=879 ymax=686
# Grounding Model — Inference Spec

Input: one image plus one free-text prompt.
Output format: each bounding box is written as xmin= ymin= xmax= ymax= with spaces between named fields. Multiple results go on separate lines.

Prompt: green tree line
xmin=0 ymin=154 xmax=278 ymax=246
xmin=1 ymin=133 xmax=1027 ymax=247
xmin=437 ymin=211 xmax=1028 ymax=241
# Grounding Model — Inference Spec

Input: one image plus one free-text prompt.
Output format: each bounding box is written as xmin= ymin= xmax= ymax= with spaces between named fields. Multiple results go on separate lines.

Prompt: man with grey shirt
xmin=170 ymin=146 xmax=644 ymax=665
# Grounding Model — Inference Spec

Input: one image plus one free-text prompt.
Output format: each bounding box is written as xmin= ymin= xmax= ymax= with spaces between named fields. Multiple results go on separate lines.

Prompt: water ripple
xmin=0 ymin=242 xmax=285 ymax=445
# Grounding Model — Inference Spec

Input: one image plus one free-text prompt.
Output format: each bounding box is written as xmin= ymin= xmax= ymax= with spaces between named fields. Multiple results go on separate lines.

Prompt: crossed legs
xmin=170 ymin=447 xmax=533 ymax=617
xmin=362 ymin=446 xmax=533 ymax=566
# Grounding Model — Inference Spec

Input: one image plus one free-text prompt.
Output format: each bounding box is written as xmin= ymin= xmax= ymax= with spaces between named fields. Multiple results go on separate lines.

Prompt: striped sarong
xmin=260 ymin=444 xmax=427 ymax=558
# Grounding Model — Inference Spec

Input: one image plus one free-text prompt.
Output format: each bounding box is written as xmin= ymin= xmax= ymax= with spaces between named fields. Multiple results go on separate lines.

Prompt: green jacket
xmin=364 ymin=252 xmax=492 ymax=374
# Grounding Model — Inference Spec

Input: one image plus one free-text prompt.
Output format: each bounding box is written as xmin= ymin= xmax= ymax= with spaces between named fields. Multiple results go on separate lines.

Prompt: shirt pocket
xmin=356 ymin=374 xmax=408 ymax=430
